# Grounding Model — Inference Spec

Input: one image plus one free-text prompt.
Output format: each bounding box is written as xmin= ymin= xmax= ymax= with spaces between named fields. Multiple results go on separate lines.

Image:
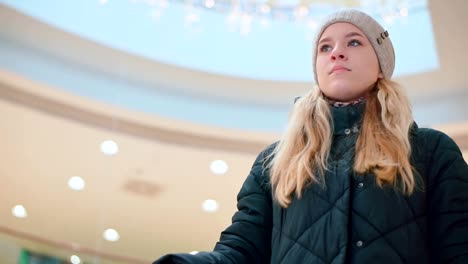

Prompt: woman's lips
xmin=330 ymin=65 xmax=351 ymax=74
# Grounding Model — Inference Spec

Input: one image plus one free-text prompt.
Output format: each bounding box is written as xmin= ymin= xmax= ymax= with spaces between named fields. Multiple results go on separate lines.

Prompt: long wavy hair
xmin=268 ymin=78 xmax=415 ymax=208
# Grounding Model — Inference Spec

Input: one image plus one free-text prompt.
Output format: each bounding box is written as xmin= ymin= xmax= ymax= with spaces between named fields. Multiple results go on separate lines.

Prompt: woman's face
xmin=315 ymin=22 xmax=382 ymax=102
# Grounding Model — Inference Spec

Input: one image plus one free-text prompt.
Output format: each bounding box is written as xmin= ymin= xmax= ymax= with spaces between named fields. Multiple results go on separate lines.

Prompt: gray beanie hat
xmin=312 ymin=9 xmax=395 ymax=84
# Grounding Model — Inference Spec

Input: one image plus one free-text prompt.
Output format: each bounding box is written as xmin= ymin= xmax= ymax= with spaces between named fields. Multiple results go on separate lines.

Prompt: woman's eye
xmin=348 ymin=39 xmax=361 ymax=47
xmin=320 ymin=44 xmax=332 ymax=52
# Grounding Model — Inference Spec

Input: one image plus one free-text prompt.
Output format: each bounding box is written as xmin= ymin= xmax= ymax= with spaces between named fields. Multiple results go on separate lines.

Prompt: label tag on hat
xmin=377 ymin=31 xmax=389 ymax=45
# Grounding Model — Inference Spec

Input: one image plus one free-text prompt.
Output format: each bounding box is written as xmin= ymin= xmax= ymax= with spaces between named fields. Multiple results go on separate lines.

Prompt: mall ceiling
xmin=0 ymin=0 xmax=467 ymax=263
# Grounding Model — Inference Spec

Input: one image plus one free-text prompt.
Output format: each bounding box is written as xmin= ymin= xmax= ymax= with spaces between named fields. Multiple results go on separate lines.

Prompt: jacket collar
xmin=331 ymin=102 xmax=365 ymax=136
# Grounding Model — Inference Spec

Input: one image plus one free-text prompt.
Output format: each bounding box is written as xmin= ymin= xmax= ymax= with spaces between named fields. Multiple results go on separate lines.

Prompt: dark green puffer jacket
xmin=154 ymin=103 xmax=468 ymax=264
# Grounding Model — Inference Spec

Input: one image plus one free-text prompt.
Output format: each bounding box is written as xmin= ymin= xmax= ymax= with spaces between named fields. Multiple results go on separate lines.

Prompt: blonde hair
xmin=268 ymin=79 xmax=415 ymax=208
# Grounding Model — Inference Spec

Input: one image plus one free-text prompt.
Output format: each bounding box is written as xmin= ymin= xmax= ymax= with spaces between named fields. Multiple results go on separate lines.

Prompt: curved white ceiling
xmin=1 ymin=0 xmax=438 ymax=81
xmin=0 ymin=0 xmax=466 ymax=133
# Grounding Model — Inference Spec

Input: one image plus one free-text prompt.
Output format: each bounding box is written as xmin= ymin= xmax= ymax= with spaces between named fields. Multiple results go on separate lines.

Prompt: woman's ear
xmin=378 ymin=72 xmax=384 ymax=78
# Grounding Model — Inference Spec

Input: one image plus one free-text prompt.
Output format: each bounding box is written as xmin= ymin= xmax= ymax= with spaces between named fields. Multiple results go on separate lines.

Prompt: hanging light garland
xmin=120 ymin=0 xmax=427 ymax=34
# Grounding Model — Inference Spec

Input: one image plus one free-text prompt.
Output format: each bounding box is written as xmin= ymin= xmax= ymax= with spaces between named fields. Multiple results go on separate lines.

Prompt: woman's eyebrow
xmin=318 ymin=37 xmax=331 ymax=44
xmin=345 ymin=32 xmax=364 ymax=38
xmin=319 ymin=31 xmax=364 ymax=44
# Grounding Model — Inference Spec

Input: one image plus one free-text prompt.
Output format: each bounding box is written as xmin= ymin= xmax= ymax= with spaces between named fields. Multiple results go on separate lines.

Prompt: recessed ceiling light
xmin=202 ymin=199 xmax=219 ymax=213
xmin=12 ymin=205 xmax=27 ymax=218
xmin=210 ymin=160 xmax=228 ymax=175
xmin=100 ymin=140 xmax=119 ymax=155
xmin=103 ymin=228 xmax=120 ymax=242
xmin=68 ymin=176 xmax=85 ymax=191
xmin=70 ymin=255 xmax=81 ymax=264
xmin=189 ymin=251 xmax=199 ymax=255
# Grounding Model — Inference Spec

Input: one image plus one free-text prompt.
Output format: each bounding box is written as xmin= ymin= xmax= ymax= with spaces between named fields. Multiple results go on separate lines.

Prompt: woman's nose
xmin=331 ymin=54 xmax=346 ymax=60
xmin=330 ymin=47 xmax=347 ymax=61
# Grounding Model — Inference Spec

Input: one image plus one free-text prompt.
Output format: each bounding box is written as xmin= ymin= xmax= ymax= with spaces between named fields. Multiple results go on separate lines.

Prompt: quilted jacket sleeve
xmin=153 ymin=145 xmax=275 ymax=264
xmin=426 ymin=130 xmax=468 ymax=263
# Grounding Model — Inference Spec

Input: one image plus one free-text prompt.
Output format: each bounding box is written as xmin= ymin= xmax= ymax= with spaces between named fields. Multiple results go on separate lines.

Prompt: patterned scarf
xmin=293 ymin=95 xmax=366 ymax=107
xmin=326 ymin=96 xmax=366 ymax=107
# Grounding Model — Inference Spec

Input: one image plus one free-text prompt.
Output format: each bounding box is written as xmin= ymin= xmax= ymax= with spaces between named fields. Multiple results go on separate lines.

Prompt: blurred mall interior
xmin=0 ymin=0 xmax=467 ymax=263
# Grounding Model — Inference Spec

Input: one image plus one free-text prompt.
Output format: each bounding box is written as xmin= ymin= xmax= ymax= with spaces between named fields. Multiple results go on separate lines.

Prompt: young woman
xmin=154 ymin=9 xmax=468 ymax=263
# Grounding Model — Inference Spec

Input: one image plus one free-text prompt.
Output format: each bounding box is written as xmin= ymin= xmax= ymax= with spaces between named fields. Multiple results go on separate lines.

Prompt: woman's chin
xmin=323 ymin=92 xmax=356 ymax=103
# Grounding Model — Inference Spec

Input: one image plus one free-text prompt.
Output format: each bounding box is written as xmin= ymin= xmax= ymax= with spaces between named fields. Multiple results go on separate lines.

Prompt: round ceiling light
xmin=12 ymin=205 xmax=27 ymax=218
xmin=103 ymin=228 xmax=120 ymax=242
xmin=100 ymin=140 xmax=119 ymax=156
xmin=202 ymin=199 xmax=219 ymax=213
xmin=68 ymin=176 xmax=85 ymax=191
xmin=210 ymin=160 xmax=228 ymax=175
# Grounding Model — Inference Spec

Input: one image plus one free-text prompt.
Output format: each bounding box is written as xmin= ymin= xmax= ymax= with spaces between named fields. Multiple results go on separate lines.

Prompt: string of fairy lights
xmin=99 ymin=0 xmax=427 ymax=34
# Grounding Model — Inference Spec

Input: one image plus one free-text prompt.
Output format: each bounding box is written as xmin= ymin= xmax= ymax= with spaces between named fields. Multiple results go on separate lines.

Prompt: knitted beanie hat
xmin=312 ymin=9 xmax=395 ymax=84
